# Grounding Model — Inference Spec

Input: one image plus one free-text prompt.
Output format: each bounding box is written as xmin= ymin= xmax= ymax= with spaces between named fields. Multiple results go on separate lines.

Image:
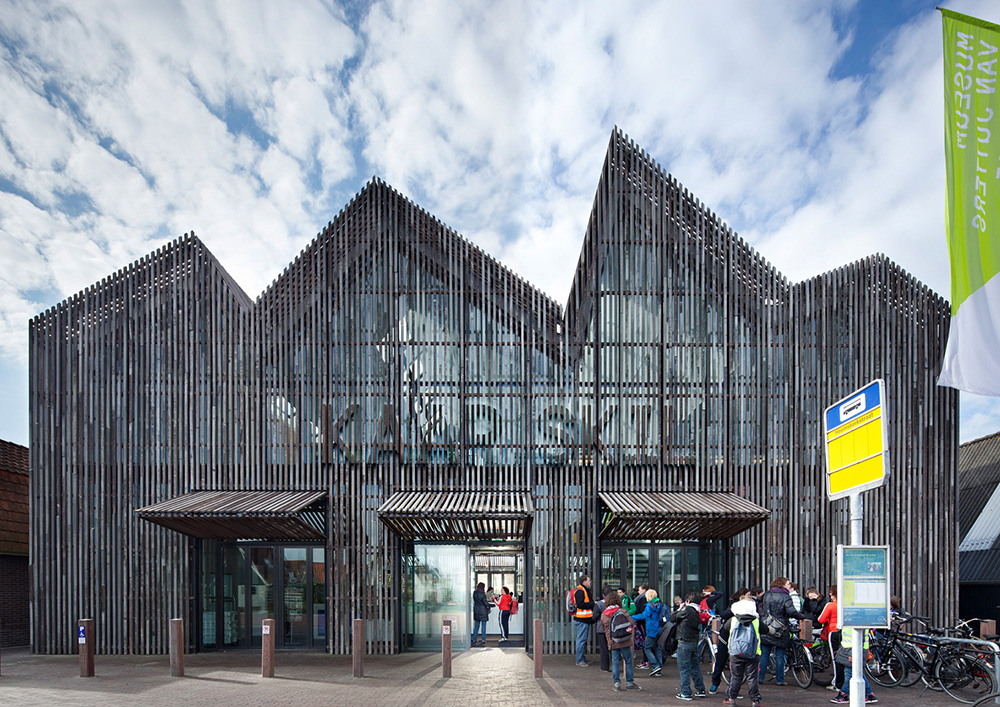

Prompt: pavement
xmin=0 ymin=644 xmax=977 ymax=706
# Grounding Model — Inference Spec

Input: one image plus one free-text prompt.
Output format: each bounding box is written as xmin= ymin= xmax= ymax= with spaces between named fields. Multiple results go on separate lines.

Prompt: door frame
xmin=198 ymin=540 xmax=327 ymax=651
xmin=600 ymin=540 xmax=729 ymax=601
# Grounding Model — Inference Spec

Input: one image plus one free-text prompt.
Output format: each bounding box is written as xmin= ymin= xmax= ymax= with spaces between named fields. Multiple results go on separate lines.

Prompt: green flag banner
xmin=939 ymin=9 xmax=1000 ymax=394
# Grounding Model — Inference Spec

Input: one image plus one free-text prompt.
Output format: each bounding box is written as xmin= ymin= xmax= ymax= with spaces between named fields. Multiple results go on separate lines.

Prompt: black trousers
xmin=500 ymin=610 xmax=511 ymax=639
xmin=830 ymin=631 xmax=845 ymax=689
xmin=728 ymin=655 xmax=761 ymax=702
xmin=599 ymin=633 xmax=611 ymax=670
xmin=712 ymin=641 xmax=730 ymax=686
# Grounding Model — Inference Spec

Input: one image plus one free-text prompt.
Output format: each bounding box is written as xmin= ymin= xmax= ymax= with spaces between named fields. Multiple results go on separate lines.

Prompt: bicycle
xmin=698 ymin=622 xmax=729 ymax=684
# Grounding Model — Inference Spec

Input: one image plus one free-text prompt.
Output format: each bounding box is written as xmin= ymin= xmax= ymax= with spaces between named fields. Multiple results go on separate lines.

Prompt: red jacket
xmin=498 ymin=593 xmax=513 ymax=611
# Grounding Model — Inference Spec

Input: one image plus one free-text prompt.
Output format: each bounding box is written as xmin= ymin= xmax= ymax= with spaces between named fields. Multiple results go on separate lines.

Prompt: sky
xmin=1 ymin=0 xmax=999 ymax=448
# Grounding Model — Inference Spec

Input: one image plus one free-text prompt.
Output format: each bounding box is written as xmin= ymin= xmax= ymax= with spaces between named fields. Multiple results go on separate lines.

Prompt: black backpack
xmin=610 ymin=609 xmax=633 ymax=641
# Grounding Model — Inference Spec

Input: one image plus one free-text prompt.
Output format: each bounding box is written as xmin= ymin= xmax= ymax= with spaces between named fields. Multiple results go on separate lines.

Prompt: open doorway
xmin=471 ymin=547 xmax=525 ymax=647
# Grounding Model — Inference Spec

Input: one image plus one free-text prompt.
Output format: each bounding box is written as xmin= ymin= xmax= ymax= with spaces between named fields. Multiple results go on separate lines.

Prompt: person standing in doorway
xmin=573 ymin=574 xmax=596 ymax=666
xmin=472 ymin=582 xmax=490 ymax=645
xmin=497 ymin=586 xmax=513 ymax=642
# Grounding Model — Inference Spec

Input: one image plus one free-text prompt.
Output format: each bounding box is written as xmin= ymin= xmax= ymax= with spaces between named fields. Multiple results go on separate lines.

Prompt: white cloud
xmin=3 ymin=0 xmax=1000 ymax=446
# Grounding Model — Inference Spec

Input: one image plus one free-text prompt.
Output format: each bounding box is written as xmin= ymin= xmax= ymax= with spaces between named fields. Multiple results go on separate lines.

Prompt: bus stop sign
xmin=824 ymin=379 xmax=889 ymax=501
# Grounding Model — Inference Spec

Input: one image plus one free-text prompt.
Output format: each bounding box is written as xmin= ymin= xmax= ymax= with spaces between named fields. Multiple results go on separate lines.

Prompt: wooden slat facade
xmin=29 ymin=128 xmax=957 ymax=655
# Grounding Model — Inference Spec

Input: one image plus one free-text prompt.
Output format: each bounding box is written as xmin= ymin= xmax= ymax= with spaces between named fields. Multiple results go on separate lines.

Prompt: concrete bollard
xmin=442 ymin=619 xmax=452 ymax=678
xmin=261 ymin=618 xmax=275 ymax=678
xmin=711 ymin=617 xmax=721 ymax=645
xmin=169 ymin=618 xmax=184 ymax=677
xmin=78 ymin=619 xmax=95 ymax=677
xmin=352 ymin=618 xmax=365 ymax=678
xmin=799 ymin=619 xmax=813 ymax=640
xmin=533 ymin=619 xmax=543 ymax=678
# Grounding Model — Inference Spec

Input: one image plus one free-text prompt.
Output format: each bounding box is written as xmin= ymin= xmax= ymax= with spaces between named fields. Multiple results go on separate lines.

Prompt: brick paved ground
xmin=0 ymin=645 xmax=979 ymax=706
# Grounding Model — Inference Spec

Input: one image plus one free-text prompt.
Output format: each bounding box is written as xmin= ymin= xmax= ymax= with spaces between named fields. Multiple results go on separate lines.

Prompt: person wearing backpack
xmin=631 ymin=588 xmax=666 ymax=676
xmin=709 ymin=587 xmax=751 ymax=694
xmin=571 ymin=574 xmax=596 ymax=666
xmin=671 ymin=591 xmax=707 ymax=700
xmin=757 ymin=576 xmax=809 ymax=686
xmin=720 ymin=597 xmax=770 ymax=705
xmin=600 ymin=591 xmax=643 ymax=692
xmin=497 ymin=586 xmax=513 ymax=642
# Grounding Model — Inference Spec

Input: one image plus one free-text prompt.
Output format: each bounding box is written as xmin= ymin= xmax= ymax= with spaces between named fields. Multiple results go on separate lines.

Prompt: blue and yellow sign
xmin=824 ymin=380 xmax=889 ymax=501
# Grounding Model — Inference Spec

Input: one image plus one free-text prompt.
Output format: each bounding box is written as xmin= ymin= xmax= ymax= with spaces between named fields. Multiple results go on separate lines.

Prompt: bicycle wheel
xmin=865 ymin=642 xmax=904 ymax=687
xmin=972 ymin=693 xmax=1000 ymax=706
xmin=811 ymin=649 xmax=834 ymax=687
xmin=895 ymin=644 xmax=923 ymax=688
xmin=790 ymin=643 xmax=813 ymax=688
xmin=938 ymin=652 xmax=995 ymax=703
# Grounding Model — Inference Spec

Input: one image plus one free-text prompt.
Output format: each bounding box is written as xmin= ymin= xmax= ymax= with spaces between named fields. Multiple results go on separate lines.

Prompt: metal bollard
xmin=533 ymin=619 xmax=543 ymax=678
xmin=261 ymin=618 xmax=275 ymax=678
xmin=442 ymin=619 xmax=452 ymax=678
xmin=352 ymin=618 xmax=365 ymax=678
xmin=78 ymin=619 xmax=95 ymax=677
xmin=169 ymin=618 xmax=184 ymax=677
xmin=799 ymin=619 xmax=813 ymax=640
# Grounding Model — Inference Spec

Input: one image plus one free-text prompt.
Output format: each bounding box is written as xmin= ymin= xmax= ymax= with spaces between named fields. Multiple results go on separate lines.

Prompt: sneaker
xmin=626 ymin=682 xmax=643 ymax=691
xmin=722 ymin=701 xmax=736 ymax=706
xmin=830 ymin=695 xmax=849 ymax=704
xmin=650 ymin=666 xmax=662 ymax=676
xmin=693 ymin=691 xmax=707 ymax=698
xmin=826 ymin=684 xmax=839 ymax=692
xmin=865 ymin=696 xmax=878 ymax=704
xmin=709 ymin=684 xmax=718 ymax=694
xmin=613 ymin=682 xmax=621 ymax=691
xmin=676 ymin=694 xmax=693 ymax=702
xmin=576 ymin=661 xmax=589 ymax=667
xmin=638 ymin=662 xmax=650 ymax=669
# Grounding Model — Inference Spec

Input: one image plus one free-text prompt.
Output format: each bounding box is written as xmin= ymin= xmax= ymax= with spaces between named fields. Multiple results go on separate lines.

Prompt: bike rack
xmin=933 ymin=636 xmax=1000 ymax=705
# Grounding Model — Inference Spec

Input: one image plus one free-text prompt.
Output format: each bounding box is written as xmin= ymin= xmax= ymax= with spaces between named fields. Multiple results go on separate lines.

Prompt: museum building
xmin=29 ymin=130 xmax=957 ymax=654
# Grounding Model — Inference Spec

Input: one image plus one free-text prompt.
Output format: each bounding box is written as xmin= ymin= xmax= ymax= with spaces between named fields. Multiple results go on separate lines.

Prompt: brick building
xmin=0 ymin=439 xmax=29 ymax=647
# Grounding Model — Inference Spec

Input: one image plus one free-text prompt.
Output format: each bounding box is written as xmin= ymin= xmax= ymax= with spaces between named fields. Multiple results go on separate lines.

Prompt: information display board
xmin=824 ymin=379 xmax=889 ymax=501
xmin=837 ymin=545 xmax=890 ymax=629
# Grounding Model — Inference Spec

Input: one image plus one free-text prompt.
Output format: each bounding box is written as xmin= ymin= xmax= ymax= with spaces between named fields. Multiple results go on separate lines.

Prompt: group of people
xmin=472 ymin=583 xmax=517 ymax=644
xmin=570 ymin=574 xmax=885 ymax=705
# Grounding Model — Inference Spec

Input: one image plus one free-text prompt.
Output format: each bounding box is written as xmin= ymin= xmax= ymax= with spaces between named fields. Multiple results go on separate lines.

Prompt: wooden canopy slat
xmin=377 ymin=490 xmax=533 ymax=541
xmin=598 ymin=492 xmax=769 ymax=541
xmin=134 ymin=490 xmax=327 ymax=541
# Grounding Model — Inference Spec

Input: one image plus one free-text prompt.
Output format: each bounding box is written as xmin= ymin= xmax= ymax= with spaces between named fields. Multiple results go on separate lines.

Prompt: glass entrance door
xmin=200 ymin=542 xmax=326 ymax=650
xmin=404 ymin=544 xmax=469 ymax=651
xmin=471 ymin=551 xmax=524 ymax=640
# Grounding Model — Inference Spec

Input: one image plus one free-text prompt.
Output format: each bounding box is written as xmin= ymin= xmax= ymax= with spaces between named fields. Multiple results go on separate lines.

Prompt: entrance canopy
xmin=378 ymin=491 xmax=533 ymax=542
xmin=135 ymin=490 xmax=326 ymax=541
xmin=598 ymin=492 xmax=769 ymax=541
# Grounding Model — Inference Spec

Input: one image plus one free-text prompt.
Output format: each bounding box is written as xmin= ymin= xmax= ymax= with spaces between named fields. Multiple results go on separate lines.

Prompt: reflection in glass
xmin=406 ymin=544 xmax=468 ymax=650
xmin=251 ymin=547 xmax=274 ymax=648
xmin=313 ymin=548 xmax=326 ymax=644
xmin=626 ymin=548 xmax=649 ymax=592
xmin=222 ymin=546 xmax=245 ymax=648
xmin=202 ymin=540 xmax=217 ymax=649
xmin=283 ymin=548 xmax=308 ymax=648
xmin=658 ymin=548 xmax=683 ymax=604
xmin=602 ymin=549 xmax=621 ymax=594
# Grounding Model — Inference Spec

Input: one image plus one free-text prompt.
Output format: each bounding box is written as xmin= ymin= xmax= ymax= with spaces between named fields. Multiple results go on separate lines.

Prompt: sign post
xmin=824 ymin=380 xmax=890 ymax=707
